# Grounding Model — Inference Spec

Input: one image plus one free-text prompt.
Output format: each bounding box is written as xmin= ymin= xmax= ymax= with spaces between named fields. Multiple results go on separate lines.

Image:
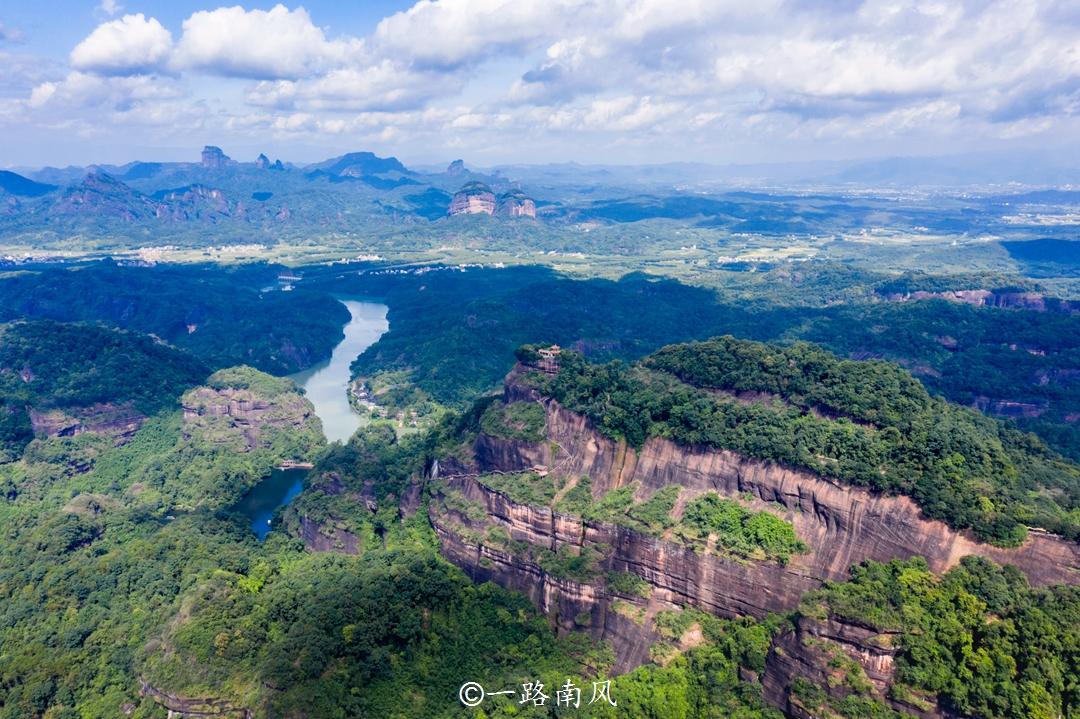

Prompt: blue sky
xmin=5 ymin=2 xmax=414 ymax=57
xmin=1 ymin=1 xmax=1079 ymax=168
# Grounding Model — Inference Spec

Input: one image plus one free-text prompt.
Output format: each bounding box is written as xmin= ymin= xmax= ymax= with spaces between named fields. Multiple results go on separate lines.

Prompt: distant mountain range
xmin=1 ymin=145 xmax=1078 ymax=250
xmin=0 ymin=148 xmax=542 ymax=242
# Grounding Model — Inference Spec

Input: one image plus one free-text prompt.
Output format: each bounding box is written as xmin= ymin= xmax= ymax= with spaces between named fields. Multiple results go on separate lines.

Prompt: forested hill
xmin=520 ymin=337 xmax=1080 ymax=545
xmin=0 ymin=321 xmax=209 ymax=460
xmin=314 ymin=265 xmax=1080 ymax=463
xmin=0 ymin=262 xmax=349 ymax=374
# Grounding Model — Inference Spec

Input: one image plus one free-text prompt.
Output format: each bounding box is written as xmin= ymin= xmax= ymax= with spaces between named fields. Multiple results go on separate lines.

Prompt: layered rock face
xmin=447 ymin=182 xmax=538 ymax=217
xmin=881 ymin=288 xmax=1080 ymax=314
xmin=140 ymin=679 xmax=252 ymax=719
xmin=299 ymin=514 xmax=360 ymax=554
xmin=970 ymin=395 xmax=1049 ymax=418
xmin=429 ymin=371 xmax=1080 ymax=673
xmin=29 ymin=402 xmax=145 ymax=442
xmin=448 ymin=182 xmax=497 ymax=215
xmin=181 ymin=384 xmax=318 ymax=451
xmin=433 ymin=511 xmax=660 ymax=673
xmin=761 ymin=616 xmax=944 ymax=719
xmin=496 ymin=190 xmax=537 ymax=217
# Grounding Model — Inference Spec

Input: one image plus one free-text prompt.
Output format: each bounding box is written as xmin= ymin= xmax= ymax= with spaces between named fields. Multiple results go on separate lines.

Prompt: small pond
xmin=234 ymin=467 xmax=307 ymax=540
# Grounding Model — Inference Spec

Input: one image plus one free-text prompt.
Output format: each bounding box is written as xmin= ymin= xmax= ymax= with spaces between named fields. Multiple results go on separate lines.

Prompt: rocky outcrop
xmin=881 ymin=288 xmax=1080 ymax=315
xmin=429 ymin=369 xmax=1080 ymax=673
xmin=29 ymin=402 xmax=145 ymax=442
xmin=762 ymin=616 xmax=943 ymax=719
xmin=181 ymin=385 xmax=317 ymax=451
xmin=447 ymin=159 xmax=466 ymax=176
xmin=496 ymin=190 xmax=537 ymax=218
xmin=254 ymin=153 xmax=283 ymax=171
xmin=432 ymin=513 xmax=659 ymax=672
xmin=448 ymin=182 xmax=497 ymax=215
xmin=447 ymin=183 xmax=536 ymax=217
xmin=140 ymin=679 xmax=252 ymax=718
xmin=183 ymin=387 xmax=272 ymax=422
xmin=299 ymin=515 xmax=359 ymax=554
xmin=200 ymin=146 xmax=231 ymax=169
xmin=485 ymin=375 xmax=1079 ymax=587
xmin=435 ymin=470 xmax=811 ymax=613
xmin=971 ymin=395 xmax=1049 ymax=418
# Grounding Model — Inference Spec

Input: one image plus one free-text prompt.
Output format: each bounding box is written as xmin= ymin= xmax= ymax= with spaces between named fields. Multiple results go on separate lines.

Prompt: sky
xmin=0 ymin=0 xmax=1079 ymax=168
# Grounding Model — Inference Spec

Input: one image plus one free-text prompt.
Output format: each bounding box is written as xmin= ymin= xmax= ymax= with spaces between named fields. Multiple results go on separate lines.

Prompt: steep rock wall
xmin=29 ymin=402 xmax=145 ymax=441
xmin=432 ymin=511 xmax=659 ymax=672
xmin=431 ymin=377 xmax=1079 ymax=670
xmin=485 ymin=380 xmax=1079 ymax=588
xmin=762 ymin=617 xmax=943 ymax=719
xmin=140 ymin=679 xmax=253 ymax=718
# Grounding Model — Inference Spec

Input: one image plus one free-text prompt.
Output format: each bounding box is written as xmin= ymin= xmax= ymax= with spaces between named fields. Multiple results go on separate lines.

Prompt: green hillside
xmin=522 ymin=337 xmax=1080 ymax=545
xmin=0 ymin=321 xmax=209 ymax=460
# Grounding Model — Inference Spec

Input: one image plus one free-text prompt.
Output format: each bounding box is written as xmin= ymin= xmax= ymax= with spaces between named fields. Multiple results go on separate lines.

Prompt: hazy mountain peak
xmin=0 ymin=170 xmax=57 ymax=197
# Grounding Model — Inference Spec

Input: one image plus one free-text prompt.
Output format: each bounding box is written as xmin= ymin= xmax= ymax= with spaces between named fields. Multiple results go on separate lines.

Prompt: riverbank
xmin=287 ymin=299 xmax=389 ymax=444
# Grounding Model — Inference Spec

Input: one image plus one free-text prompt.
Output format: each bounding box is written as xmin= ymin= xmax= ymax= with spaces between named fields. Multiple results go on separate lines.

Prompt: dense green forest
xmin=520 ymin=340 xmax=1080 ymax=544
xmin=0 ymin=392 xmax=781 ymax=719
xmin=6 ymin=261 xmax=1072 ymax=458
xmin=158 ymin=422 xmax=790 ymax=719
xmin=0 ymin=333 xmax=1076 ymax=717
xmin=800 ymin=557 xmax=1080 ymax=719
xmin=0 ymin=321 xmax=209 ymax=461
xmin=0 ymin=262 xmax=349 ymax=374
xmin=302 ymin=264 xmax=1080 ymax=461
xmin=1 ymin=262 xmax=1078 ymax=719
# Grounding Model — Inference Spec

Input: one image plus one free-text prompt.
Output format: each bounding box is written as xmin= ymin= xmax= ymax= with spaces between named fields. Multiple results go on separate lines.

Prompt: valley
xmin=5 ymin=2 xmax=1080 ymax=717
xmin=1 ymin=153 xmax=1079 ymax=719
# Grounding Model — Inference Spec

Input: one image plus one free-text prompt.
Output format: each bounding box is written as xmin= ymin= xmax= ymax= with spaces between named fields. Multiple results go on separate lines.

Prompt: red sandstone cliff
xmin=428 ymin=371 xmax=1080 ymax=675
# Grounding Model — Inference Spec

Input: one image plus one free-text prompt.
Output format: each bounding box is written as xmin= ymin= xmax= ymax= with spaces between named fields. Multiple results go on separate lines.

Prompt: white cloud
xmin=27 ymin=71 xmax=182 ymax=111
xmin=371 ymin=0 xmax=585 ymax=68
xmin=99 ymin=0 xmax=123 ymax=17
xmin=174 ymin=4 xmax=359 ymax=79
xmin=247 ymin=61 xmax=457 ymax=112
xmin=26 ymin=0 xmax=1080 ymax=163
xmin=69 ymin=14 xmax=172 ymax=75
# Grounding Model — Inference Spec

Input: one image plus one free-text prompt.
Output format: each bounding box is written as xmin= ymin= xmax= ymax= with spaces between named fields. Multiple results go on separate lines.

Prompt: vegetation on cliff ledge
xmin=478 ymin=399 xmax=547 ymax=442
xmin=677 ymin=493 xmax=807 ymax=564
xmin=520 ymin=338 xmax=1080 ymax=545
xmin=801 ymin=556 xmax=1080 ymax=719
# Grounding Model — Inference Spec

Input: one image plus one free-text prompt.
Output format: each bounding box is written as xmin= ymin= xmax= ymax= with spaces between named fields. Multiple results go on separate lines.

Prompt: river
xmin=288 ymin=300 xmax=390 ymax=443
xmin=235 ymin=299 xmax=389 ymax=539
